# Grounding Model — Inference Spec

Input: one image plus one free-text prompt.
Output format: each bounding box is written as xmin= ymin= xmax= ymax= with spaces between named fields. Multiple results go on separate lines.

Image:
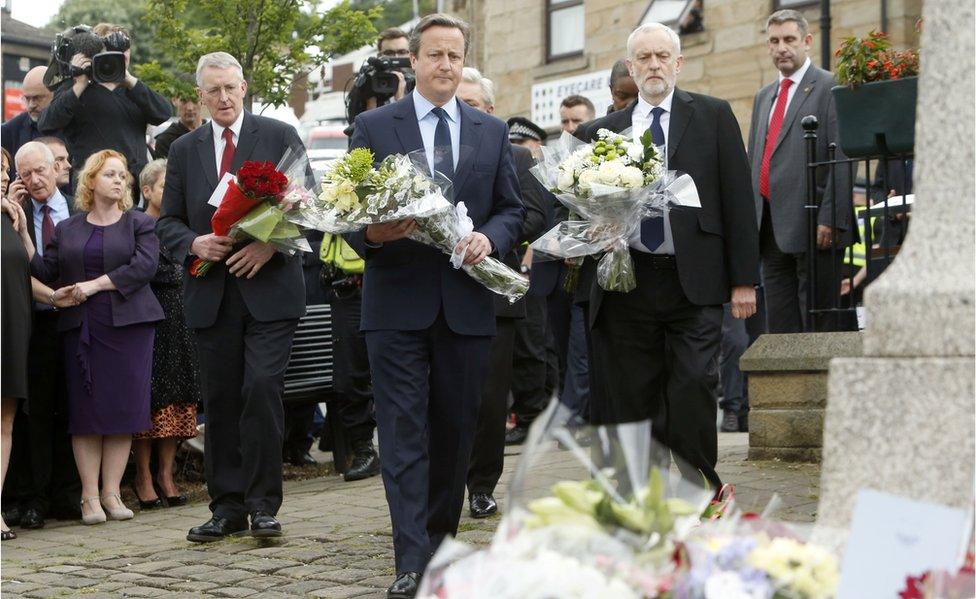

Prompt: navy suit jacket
xmin=346 ymin=93 xmax=525 ymax=336
xmin=30 ymin=210 xmax=164 ymax=332
xmin=156 ymin=111 xmax=307 ymax=329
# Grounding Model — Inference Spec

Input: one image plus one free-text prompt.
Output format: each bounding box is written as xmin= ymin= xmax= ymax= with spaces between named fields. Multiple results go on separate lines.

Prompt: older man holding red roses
xmin=156 ymin=51 xmax=310 ymax=542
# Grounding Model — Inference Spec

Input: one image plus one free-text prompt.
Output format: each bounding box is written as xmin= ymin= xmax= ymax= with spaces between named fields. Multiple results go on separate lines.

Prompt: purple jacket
xmin=30 ymin=210 xmax=164 ymax=332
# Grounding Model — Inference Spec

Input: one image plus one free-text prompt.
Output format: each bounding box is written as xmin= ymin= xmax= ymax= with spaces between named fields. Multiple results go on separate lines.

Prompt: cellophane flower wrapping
xmin=418 ymin=400 xmax=714 ymax=599
xmin=190 ymin=147 xmax=312 ymax=277
xmin=673 ymin=515 xmax=841 ymax=599
xmin=529 ymin=128 xmax=700 ymax=292
xmin=292 ymin=148 xmax=528 ymax=303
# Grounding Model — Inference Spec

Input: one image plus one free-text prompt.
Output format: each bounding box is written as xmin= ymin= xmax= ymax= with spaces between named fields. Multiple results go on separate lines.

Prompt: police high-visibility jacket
xmin=845 ymin=216 xmax=879 ymax=268
xmin=320 ymin=233 xmax=364 ymax=274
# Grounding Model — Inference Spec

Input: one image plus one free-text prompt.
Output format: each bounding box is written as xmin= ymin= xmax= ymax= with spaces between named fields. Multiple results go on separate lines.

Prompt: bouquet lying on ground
xmin=191 ymin=149 xmax=312 ymax=277
xmin=418 ymin=400 xmax=842 ymax=599
xmin=674 ymin=516 xmax=840 ymax=599
xmin=418 ymin=401 xmax=715 ymax=598
xmin=530 ymin=128 xmax=700 ymax=292
xmin=292 ymin=148 xmax=528 ymax=303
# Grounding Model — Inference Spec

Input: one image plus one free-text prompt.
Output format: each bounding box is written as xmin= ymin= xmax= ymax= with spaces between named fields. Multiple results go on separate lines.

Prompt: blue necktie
xmin=430 ymin=106 xmax=455 ymax=180
xmin=640 ymin=106 xmax=666 ymax=251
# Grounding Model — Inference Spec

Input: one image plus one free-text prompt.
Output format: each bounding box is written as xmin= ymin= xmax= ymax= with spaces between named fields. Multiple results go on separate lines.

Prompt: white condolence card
xmin=207 ymin=172 xmax=236 ymax=208
xmin=836 ymin=488 xmax=971 ymax=599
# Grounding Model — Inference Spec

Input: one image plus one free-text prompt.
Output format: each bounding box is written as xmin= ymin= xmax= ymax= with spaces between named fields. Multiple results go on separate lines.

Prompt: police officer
xmin=320 ymin=233 xmax=379 ymax=481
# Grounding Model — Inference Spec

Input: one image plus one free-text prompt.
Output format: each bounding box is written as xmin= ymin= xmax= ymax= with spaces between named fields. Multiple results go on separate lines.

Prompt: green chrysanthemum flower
xmin=342 ymin=148 xmax=375 ymax=183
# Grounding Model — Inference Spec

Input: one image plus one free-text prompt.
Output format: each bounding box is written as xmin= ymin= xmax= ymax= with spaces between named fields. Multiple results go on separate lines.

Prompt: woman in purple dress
xmin=21 ymin=149 xmax=163 ymax=525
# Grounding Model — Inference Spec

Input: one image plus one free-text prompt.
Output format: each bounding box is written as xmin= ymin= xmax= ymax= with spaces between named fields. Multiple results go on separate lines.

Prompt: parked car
xmin=307 ymin=125 xmax=349 ymax=163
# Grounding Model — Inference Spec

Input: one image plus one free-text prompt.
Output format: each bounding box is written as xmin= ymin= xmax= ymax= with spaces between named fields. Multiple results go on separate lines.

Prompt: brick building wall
xmin=447 ymin=0 xmax=922 ymax=138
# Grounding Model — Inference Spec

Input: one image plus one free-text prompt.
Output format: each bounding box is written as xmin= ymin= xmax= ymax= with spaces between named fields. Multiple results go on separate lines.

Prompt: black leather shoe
xmin=49 ymin=503 xmax=83 ymax=521
xmin=250 ymin=511 xmax=282 ymax=538
xmin=186 ymin=516 xmax=248 ymax=543
xmin=344 ymin=439 xmax=380 ymax=482
xmin=133 ymin=483 xmax=163 ymax=510
xmin=165 ymin=494 xmax=188 ymax=507
xmin=720 ymin=411 xmax=739 ymax=433
xmin=504 ymin=425 xmax=528 ymax=446
xmin=20 ymin=508 xmax=44 ymax=529
xmin=387 ymin=571 xmax=421 ymax=598
xmin=288 ymin=449 xmax=318 ymax=467
xmin=3 ymin=506 xmax=22 ymax=527
xmin=469 ymin=492 xmax=497 ymax=518
xmin=738 ymin=412 xmax=749 ymax=433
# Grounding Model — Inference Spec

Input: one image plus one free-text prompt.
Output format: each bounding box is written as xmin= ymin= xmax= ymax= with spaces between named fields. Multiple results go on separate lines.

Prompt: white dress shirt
xmin=768 ymin=57 xmax=811 ymax=124
xmin=630 ymin=90 xmax=676 ymax=254
xmin=211 ymin=110 xmax=245 ymax=175
xmin=412 ymin=91 xmax=461 ymax=177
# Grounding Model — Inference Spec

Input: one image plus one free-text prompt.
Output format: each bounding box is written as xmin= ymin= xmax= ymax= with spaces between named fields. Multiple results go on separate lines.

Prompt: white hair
xmin=15 ymin=141 xmax=54 ymax=168
xmin=196 ymin=52 xmax=245 ymax=86
xmin=461 ymin=66 xmax=495 ymax=108
xmin=627 ymin=23 xmax=681 ymax=57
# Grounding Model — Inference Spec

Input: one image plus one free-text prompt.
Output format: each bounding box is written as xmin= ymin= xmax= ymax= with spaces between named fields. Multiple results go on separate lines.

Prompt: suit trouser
xmin=719 ymin=304 xmax=749 ymax=415
xmin=590 ymin=254 xmax=723 ymax=490
xmin=366 ymin=312 xmax=491 ymax=574
xmin=547 ymin=286 xmax=572 ymax=395
xmin=467 ymin=318 xmax=517 ymax=495
xmin=4 ymin=312 xmax=80 ymax=515
xmin=559 ymin=303 xmax=590 ymax=423
xmin=194 ymin=278 xmax=298 ymax=520
xmin=510 ymin=295 xmax=551 ymax=428
xmin=760 ymin=202 xmax=851 ymax=333
xmin=329 ymin=290 xmax=377 ymax=443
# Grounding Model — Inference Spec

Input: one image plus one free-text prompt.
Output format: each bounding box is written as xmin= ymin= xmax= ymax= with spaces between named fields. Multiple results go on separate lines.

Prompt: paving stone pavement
xmin=0 ymin=433 xmax=819 ymax=598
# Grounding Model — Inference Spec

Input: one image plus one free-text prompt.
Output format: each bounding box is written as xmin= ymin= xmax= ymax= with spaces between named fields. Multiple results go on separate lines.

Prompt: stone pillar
xmin=817 ymin=0 xmax=975 ymax=532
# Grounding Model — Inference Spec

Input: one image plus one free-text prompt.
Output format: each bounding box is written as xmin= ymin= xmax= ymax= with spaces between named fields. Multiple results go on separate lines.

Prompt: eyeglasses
xmin=202 ymin=84 xmax=243 ymax=99
xmin=379 ymin=49 xmax=410 ymax=58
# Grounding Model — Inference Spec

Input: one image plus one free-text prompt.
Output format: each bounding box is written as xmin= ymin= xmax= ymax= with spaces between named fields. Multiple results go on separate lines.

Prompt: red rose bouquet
xmin=190 ymin=150 xmax=312 ymax=277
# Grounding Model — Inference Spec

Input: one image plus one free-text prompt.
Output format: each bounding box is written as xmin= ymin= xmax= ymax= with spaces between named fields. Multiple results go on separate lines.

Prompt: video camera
xmin=345 ymin=56 xmax=416 ymax=126
xmin=51 ymin=25 xmax=130 ymax=84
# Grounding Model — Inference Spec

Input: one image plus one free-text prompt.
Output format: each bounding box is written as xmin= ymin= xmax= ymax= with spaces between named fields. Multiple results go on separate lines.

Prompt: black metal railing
xmin=802 ymin=115 xmax=913 ymax=331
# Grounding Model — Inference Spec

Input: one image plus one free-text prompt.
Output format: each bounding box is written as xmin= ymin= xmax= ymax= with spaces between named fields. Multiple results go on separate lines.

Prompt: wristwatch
xmin=49 ymin=291 xmax=58 ymax=310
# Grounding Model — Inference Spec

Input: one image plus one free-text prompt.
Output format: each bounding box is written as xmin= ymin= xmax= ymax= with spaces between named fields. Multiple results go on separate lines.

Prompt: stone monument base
xmin=740 ymin=333 xmax=863 ymax=463
xmin=817 ymin=356 xmax=975 ymax=530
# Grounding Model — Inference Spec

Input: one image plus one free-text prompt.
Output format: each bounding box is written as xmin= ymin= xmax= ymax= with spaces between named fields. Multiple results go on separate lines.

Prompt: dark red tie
xmin=759 ymin=78 xmax=794 ymax=199
xmin=219 ymin=128 xmax=236 ymax=178
xmin=41 ymin=204 xmax=55 ymax=250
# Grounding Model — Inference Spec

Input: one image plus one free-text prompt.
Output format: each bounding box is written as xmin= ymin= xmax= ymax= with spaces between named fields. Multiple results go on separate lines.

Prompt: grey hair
xmin=766 ymin=9 xmax=809 ymax=36
xmin=139 ymin=158 xmax=167 ymax=190
xmin=627 ymin=23 xmax=681 ymax=57
xmin=408 ymin=13 xmax=470 ymax=57
xmin=461 ymin=67 xmax=495 ymax=107
xmin=196 ymin=52 xmax=244 ymax=86
xmin=15 ymin=141 xmax=54 ymax=168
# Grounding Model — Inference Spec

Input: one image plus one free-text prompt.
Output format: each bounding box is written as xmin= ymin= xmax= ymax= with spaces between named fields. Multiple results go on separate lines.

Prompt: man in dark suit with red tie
xmin=157 ymin=52 xmax=307 ymax=543
xmin=345 ymin=14 xmax=524 ymax=598
xmin=575 ymin=23 xmax=759 ymax=491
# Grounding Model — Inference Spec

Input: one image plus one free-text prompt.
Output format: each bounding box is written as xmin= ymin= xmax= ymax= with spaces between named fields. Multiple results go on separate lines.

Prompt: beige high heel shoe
xmin=80 ymin=497 xmax=106 ymax=525
xmin=100 ymin=493 xmax=134 ymax=521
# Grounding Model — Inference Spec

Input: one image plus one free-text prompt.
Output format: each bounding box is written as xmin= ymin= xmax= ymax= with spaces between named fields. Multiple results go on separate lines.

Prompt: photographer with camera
xmin=345 ymin=28 xmax=415 ymax=126
xmin=39 ymin=23 xmax=171 ymax=200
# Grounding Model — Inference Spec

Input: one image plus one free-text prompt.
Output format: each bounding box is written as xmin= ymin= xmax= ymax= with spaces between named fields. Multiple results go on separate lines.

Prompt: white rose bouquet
xmin=291 ymin=148 xmax=528 ymax=303
xmin=531 ymin=128 xmax=697 ymax=292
